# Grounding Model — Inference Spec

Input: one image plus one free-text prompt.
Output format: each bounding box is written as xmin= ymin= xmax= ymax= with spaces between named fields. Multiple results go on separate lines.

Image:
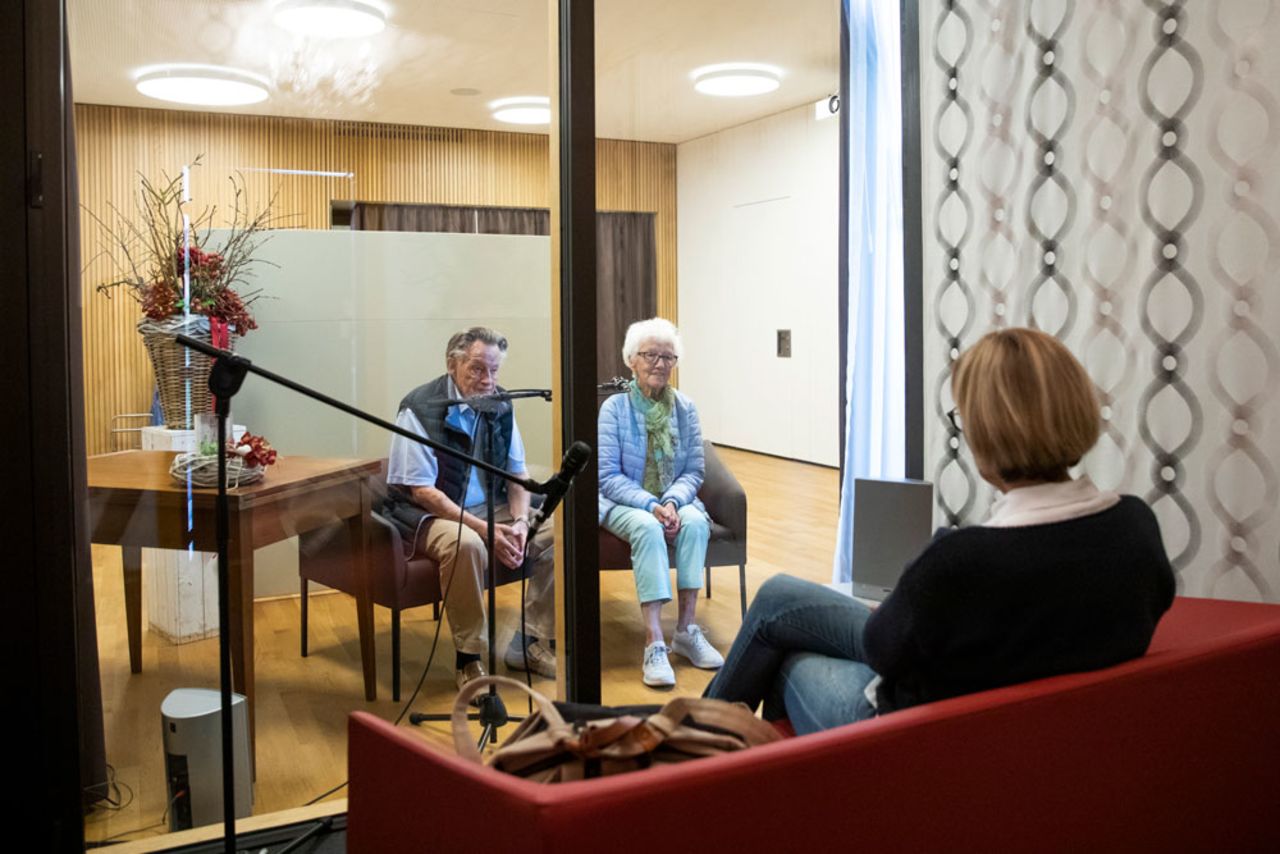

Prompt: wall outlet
xmin=777 ymin=329 xmax=791 ymax=358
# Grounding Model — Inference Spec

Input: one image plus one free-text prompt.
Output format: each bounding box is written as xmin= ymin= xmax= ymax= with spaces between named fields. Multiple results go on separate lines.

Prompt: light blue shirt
xmin=387 ymin=395 xmax=527 ymax=509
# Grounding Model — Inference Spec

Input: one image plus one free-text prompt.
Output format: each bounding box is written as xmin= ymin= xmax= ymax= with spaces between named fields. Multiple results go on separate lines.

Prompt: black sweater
xmin=862 ymin=496 xmax=1175 ymax=713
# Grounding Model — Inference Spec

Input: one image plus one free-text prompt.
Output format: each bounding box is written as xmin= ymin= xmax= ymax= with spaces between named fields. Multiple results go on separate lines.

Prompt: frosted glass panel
xmin=231 ymin=230 xmax=554 ymax=477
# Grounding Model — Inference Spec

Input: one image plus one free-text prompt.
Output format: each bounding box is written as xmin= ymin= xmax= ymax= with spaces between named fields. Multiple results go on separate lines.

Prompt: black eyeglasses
xmin=947 ymin=408 xmax=962 ymax=433
xmin=638 ymin=351 xmax=678 ymax=367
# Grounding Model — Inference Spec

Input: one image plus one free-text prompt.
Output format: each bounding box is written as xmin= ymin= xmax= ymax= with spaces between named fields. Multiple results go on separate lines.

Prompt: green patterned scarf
xmin=629 ymin=379 xmax=675 ymax=496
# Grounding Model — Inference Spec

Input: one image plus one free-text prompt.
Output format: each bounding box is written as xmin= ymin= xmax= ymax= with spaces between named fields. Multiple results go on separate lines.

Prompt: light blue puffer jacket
xmin=597 ymin=389 xmax=707 ymax=524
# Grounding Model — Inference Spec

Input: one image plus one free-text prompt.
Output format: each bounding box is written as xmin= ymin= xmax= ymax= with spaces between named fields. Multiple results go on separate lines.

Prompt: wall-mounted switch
xmin=777 ymin=329 xmax=791 ymax=358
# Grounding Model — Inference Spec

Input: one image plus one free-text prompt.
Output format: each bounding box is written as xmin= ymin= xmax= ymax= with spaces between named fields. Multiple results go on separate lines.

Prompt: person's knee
xmin=529 ymin=525 xmax=554 ymax=562
xmin=450 ymin=526 xmax=486 ymax=562
xmin=758 ymin=573 xmax=806 ymax=602
xmin=679 ymin=511 xmax=709 ymax=539
xmin=630 ymin=513 xmax=666 ymax=546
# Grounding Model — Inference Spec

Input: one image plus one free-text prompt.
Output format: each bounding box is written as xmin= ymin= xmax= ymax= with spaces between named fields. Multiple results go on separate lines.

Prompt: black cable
xmin=303 ymin=780 xmax=348 ymax=807
xmin=392 ymin=414 xmax=480 ymax=726
xmin=518 ymin=526 xmax=535 ymax=711
xmin=83 ymin=764 xmax=134 ymax=813
xmin=275 ymin=816 xmax=334 ymax=853
xmin=83 ymin=789 xmax=184 ymax=848
xmin=298 ymin=416 xmax=479 ymax=810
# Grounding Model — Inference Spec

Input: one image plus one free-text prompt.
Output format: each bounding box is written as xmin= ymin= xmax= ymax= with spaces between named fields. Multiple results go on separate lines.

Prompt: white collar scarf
xmin=985 ymin=475 xmax=1120 ymax=528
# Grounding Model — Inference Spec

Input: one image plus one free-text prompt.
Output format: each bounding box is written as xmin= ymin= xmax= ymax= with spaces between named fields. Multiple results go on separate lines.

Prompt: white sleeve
xmin=387 ymin=409 xmax=438 ymax=487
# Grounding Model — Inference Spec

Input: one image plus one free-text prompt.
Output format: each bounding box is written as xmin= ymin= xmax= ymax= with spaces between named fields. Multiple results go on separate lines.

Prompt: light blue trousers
xmin=603 ymin=504 xmax=710 ymax=605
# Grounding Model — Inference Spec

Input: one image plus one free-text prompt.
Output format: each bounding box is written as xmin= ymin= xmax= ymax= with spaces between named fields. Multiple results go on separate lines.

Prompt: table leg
xmin=122 ymin=546 xmax=143 ymax=673
xmin=226 ymin=512 xmax=256 ymax=770
xmin=351 ymin=482 xmax=377 ymax=701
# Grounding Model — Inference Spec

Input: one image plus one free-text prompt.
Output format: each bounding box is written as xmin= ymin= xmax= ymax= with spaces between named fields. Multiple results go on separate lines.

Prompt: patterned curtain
xmin=923 ymin=0 xmax=1280 ymax=601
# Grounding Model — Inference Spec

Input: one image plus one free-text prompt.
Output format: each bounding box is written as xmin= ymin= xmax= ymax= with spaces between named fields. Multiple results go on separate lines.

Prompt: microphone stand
xmin=401 ymin=387 xmax=556 ymax=746
xmin=174 ymin=335 xmax=585 ymax=846
xmin=405 ymin=408 xmax=516 ymax=749
xmin=208 ymin=351 xmax=248 ymax=854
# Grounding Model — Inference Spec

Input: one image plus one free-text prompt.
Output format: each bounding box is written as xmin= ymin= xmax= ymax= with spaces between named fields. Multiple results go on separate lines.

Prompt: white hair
xmin=621 ymin=317 xmax=683 ymax=366
xmin=446 ymin=326 xmax=508 ymax=366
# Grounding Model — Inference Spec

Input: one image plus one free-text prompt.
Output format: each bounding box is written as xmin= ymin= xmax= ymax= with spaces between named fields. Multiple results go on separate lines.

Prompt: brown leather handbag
xmin=452 ymin=676 xmax=782 ymax=782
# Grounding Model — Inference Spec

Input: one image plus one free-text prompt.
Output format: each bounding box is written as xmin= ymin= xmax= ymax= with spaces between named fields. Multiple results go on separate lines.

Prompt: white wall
xmin=677 ymin=102 xmax=840 ymax=466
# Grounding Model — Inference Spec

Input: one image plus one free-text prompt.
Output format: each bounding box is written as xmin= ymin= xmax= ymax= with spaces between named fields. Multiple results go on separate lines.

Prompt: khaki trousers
xmin=419 ymin=503 xmax=555 ymax=655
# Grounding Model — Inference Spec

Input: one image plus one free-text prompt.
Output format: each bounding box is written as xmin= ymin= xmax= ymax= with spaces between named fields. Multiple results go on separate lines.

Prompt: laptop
xmin=849 ymin=478 xmax=935 ymax=602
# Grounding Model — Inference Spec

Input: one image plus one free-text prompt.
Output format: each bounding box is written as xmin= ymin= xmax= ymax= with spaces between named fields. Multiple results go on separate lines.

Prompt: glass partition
xmin=73 ymin=0 xmax=554 ymax=845
xmin=594 ymin=0 xmax=843 ymax=704
xmin=73 ymin=0 xmax=846 ymax=841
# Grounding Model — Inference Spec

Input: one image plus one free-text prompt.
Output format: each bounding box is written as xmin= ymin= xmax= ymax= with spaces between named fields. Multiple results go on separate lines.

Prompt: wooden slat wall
xmin=75 ymin=104 xmax=677 ymax=455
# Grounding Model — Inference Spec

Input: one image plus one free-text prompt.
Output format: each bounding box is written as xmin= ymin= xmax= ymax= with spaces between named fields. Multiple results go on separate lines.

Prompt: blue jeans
xmin=704 ymin=574 xmax=878 ymax=735
xmin=603 ymin=504 xmax=710 ymax=604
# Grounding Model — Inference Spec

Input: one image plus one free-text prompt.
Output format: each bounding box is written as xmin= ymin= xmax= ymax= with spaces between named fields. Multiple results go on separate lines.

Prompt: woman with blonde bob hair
xmin=705 ymin=327 xmax=1175 ymax=734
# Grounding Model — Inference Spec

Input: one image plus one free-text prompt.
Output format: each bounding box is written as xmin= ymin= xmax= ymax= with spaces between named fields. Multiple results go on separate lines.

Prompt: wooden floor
xmin=83 ymin=446 xmax=838 ymax=846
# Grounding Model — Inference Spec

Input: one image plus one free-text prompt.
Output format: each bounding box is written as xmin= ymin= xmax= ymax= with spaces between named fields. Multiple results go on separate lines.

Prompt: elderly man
xmin=384 ymin=327 xmax=555 ymax=691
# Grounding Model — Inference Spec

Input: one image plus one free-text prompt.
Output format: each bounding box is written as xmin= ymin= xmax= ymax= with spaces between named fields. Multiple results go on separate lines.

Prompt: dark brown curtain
xmin=351 ymin=202 xmax=549 ymax=235
xmin=596 ymin=212 xmax=656 ymax=382
xmin=350 ymin=203 xmax=655 ymax=383
xmin=478 ymin=207 xmax=550 ymax=235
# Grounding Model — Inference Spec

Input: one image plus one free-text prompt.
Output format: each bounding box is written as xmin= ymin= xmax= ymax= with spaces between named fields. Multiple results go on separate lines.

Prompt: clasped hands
xmin=489 ymin=517 xmax=529 ymax=569
xmin=652 ymin=501 xmax=681 ymax=541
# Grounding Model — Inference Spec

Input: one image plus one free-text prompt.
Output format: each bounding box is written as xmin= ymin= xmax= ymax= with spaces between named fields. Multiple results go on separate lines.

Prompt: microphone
xmin=460 ymin=395 xmax=513 ymax=416
xmin=487 ymin=388 xmax=553 ymax=402
xmin=526 ymin=440 xmax=592 ymax=540
xmin=597 ymin=377 xmax=629 ymax=394
xmin=462 ymin=388 xmax=552 ymax=414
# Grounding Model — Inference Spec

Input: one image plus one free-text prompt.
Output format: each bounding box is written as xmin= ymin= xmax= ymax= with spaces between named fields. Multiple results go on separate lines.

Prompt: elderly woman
xmin=705 ymin=327 xmax=1175 ymax=733
xmin=599 ymin=318 xmax=724 ymax=687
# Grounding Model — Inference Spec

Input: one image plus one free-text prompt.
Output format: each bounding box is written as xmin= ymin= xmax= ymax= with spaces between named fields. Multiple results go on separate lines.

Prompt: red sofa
xmin=347 ymin=596 xmax=1280 ymax=852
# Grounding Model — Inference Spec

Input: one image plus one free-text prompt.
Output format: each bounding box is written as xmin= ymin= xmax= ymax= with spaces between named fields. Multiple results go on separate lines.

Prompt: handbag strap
xmin=648 ymin=697 xmax=782 ymax=747
xmin=451 ymin=675 xmax=566 ymax=763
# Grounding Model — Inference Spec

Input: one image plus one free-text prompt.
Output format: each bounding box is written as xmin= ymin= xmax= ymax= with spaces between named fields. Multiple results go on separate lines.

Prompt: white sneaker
xmin=671 ymin=624 xmax=724 ymax=669
xmin=642 ymin=642 xmax=676 ymax=687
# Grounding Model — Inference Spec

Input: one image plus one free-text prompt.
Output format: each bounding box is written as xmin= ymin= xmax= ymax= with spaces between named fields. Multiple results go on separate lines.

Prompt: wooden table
xmin=87 ymin=451 xmax=382 ymax=750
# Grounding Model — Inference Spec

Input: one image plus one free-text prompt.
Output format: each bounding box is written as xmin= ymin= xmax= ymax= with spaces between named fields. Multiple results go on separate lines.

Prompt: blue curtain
xmin=833 ymin=0 xmax=907 ymax=583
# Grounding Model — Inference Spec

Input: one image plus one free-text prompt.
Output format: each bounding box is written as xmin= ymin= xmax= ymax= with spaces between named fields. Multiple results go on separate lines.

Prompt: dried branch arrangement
xmin=87 ymin=156 xmax=288 ymax=335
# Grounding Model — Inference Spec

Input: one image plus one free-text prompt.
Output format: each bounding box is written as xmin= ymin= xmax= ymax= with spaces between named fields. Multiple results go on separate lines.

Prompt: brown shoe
xmin=455 ymin=660 xmax=487 ymax=706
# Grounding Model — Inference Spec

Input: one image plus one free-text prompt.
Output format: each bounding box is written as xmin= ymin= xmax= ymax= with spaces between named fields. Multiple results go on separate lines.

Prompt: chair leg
xmin=738 ymin=563 xmax=747 ymax=617
xmin=432 ymin=601 xmax=440 ymax=621
xmin=705 ymin=565 xmax=712 ymax=599
xmin=392 ymin=609 xmax=401 ymax=703
xmin=300 ymin=578 xmax=309 ymax=657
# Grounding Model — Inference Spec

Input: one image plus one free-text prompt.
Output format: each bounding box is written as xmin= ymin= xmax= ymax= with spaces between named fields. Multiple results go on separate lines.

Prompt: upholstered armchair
xmin=599 ymin=440 xmax=749 ymax=614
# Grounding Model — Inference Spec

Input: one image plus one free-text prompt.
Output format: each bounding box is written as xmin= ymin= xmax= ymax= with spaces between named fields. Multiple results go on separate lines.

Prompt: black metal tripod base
xmin=408 ymin=691 xmax=524 ymax=751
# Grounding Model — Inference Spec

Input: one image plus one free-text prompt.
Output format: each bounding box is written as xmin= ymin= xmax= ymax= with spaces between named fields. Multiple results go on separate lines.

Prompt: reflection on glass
xmin=72 ymin=0 xmax=848 ymax=841
xmin=74 ymin=0 xmax=553 ymax=846
xmin=594 ymin=0 xmax=842 ymax=706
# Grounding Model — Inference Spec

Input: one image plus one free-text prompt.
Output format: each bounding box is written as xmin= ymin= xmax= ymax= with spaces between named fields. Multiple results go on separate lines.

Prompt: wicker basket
xmin=139 ymin=316 xmax=224 ymax=430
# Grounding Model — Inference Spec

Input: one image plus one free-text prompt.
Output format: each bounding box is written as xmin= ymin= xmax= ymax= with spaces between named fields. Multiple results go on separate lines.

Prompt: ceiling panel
xmin=69 ymin=0 xmax=840 ymax=143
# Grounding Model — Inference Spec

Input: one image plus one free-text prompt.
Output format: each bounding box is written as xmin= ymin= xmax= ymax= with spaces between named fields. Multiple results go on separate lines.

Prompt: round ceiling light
xmin=273 ymin=0 xmax=387 ymax=39
xmin=135 ymin=65 xmax=270 ymax=107
xmin=489 ymin=96 xmax=550 ymax=125
xmin=691 ymin=63 xmax=783 ymax=97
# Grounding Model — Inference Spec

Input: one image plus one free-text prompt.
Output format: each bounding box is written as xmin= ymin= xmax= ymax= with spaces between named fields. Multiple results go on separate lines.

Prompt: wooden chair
xmin=599 ymin=441 xmax=749 ymax=615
